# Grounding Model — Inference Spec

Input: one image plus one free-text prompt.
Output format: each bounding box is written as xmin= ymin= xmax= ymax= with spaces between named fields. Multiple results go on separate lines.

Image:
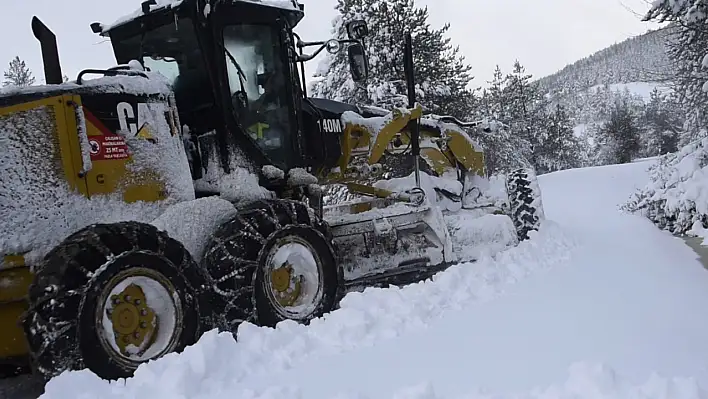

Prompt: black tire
xmin=506 ymin=168 xmax=545 ymax=240
xmin=22 ymin=221 xmax=207 ymax=381
xmin=201 ymin=199 xmax=341 ymax=332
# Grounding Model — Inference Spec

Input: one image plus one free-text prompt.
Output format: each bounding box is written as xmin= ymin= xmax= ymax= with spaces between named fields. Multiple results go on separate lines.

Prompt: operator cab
xmin=99 ymin=0 xmax=368 ymax=176
xmin=102 ymin=0 xmax=306 ymax=172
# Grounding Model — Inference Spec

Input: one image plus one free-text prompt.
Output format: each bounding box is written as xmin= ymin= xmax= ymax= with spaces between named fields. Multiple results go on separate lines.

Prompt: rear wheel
xmin=201 ymin=199 xmax=341 ymax=332
xmin=22 ymin=222 xmax=206 ymax=380
xmin=506 ymin=168 xmax=545 ymax=240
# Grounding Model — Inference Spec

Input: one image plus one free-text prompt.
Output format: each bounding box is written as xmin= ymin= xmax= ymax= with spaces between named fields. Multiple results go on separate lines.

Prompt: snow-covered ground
xmin=15 ymin=158 xmax=708 ymax=398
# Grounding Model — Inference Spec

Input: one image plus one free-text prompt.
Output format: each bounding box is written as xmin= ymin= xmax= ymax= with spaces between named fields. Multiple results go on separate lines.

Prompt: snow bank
xmin=338 ymin=363 xmax=706 ymax=398
xmin=221 ymin=363 xmax=707 ymax=398
xmin=43 ymin=357 xmax=707 ymax=399
xmin=623 ymin=136 xmax=708 ymax=236
xmin=445 ymin=213 xmax=518 ymax=262
xmin=41 ymin=221 xmax=576 ymax=399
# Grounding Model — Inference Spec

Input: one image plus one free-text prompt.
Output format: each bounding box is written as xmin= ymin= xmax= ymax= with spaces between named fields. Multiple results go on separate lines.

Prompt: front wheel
xmin=22 ymin=222 xmax=206 ymax=380
xmin=506 ymin=168 xmax=545 ymax=240
xmin=201 ymin=199 xmax=341 ymax=332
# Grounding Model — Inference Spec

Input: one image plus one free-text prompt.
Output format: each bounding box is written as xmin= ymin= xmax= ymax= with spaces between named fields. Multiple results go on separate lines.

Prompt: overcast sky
xmin=0 ymin=0 xmax=660 ymax=88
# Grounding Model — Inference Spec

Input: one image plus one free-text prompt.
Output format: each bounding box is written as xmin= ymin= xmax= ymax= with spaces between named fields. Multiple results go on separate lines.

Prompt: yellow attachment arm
xmin=445 ymin=128 xmax=486 ymax=176
xmin=347 ymin=183 xmax=394 ymax=199
xmin=338 ymin=105 xmax=423 ymax=172
xmin=367 ymin=105 xmax=422 ymax=165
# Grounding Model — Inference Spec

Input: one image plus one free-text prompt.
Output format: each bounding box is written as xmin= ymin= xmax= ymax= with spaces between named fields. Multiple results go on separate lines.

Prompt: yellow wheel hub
xmin=106 ymin=283 xmax=157 ymax=357
xmin=270 ymin=262 xmax=303 ymax=307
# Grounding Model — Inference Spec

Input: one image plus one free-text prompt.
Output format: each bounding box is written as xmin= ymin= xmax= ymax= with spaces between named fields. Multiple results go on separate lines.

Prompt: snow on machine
xmin=0 ymin=0 xmax=544 ymax=382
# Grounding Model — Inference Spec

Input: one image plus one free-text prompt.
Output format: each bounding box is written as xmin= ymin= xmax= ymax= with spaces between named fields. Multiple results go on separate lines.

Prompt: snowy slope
xmin=588 ymin=81 xmax=671 ymax=103
xmin=38 ymin=160 xmax=708 ymax=398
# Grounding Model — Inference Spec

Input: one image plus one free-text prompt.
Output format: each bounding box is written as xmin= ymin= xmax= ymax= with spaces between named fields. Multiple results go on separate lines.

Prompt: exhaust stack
xmin=31 ymin=16 xmax=63 ymax=85
xmin=404 ymin=33 xmax=421 ymax=189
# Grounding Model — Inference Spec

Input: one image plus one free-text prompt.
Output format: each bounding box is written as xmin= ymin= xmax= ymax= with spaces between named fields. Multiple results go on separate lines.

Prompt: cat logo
xmin=116 ymin=101 xmax=164 ymax=142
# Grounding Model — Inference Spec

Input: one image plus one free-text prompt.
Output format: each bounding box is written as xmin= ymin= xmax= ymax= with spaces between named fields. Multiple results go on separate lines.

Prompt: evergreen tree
xmin=3 ymin=56 xmax=35 ymax=87
xmin=644 ymin=3 xmax=708 ymax=140
xmin=474 ymin=67 xmax=533 ymax=174
xmin=536 ymin=104 xmax=583 ymax=173
xmin=640 ymin=88 xmax=681 ymax=156
xmin=503 ymin=60 xmax=548 ymax=170
xmin=484 ymin=65 xmax=506 ymax=120
xmin=311 ymin=0 xmax=473 ymax=118
xmin=595 ymin=99 xmax=641 ymax=165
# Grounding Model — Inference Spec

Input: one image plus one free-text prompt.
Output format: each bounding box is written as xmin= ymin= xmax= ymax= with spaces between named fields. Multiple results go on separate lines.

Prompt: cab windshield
xmin=110 ymin=18 xmax=296 ymax=167
xmin=224 ymin=24 xmax=293 ymax=165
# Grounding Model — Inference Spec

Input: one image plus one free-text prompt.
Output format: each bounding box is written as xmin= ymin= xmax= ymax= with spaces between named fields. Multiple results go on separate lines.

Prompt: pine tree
xmin=503 ymin=60 xmax=548 ymax=170
xmin=473 ymin=67 xmax=533 ymax=174
xmin=640 ymin=88 xmax=681 ymax=156
xmin=595 ymin=99 xmax=641 ymax=165
xmin=644 ymin=4 xmax=708 ymax=139
xmin=3 ymin=56 xmax=35 ymax=87
xmin=311 ymin=0 xmax=473 ymax=118
xmin=536 ymin=104 xmax=583 ymax=173
xmin=484 ymin=65 xmax=506 ymax=120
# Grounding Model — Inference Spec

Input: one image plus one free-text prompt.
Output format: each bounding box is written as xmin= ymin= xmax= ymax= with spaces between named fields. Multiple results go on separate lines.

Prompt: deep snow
xmin=24 ymin=159 xmax=708 ymax=398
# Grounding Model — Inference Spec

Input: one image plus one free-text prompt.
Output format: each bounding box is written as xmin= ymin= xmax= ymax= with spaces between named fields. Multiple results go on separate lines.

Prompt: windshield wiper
xmin=223 ymin=46 xmax=247 ymax=82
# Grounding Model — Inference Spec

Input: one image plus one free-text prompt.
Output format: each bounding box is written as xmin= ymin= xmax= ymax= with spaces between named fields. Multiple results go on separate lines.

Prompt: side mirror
xmin=346 ymin=20 xmax=369 ymax=40
xmin=348 ymin=43 xmax=369 ymax=83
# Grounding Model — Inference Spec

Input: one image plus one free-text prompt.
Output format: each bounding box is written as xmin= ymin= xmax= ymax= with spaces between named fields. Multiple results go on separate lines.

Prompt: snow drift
xmin=623 ymin=135 xmax=708 ymax=238
xmin=40 ymin=220 xmax=577 ymax=399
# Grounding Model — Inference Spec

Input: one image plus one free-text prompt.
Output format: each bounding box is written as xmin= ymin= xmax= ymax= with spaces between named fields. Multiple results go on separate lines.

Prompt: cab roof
xmin=98 ymin=0 xmax=304 ymax=36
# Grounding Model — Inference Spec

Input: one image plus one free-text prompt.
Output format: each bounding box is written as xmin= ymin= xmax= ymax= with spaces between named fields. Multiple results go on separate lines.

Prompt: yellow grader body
xmin=0 ymin=89 xmax=185 ymax=364
xmin=0 ymin=84 xmax=485 ymax=371
xmin=0 ymin=1 xmax=542 ymax=384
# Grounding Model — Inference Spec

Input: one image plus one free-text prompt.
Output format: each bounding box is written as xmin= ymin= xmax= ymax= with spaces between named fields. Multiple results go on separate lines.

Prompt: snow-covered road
xmin=30 ymin=160 xmax=708 ymax=398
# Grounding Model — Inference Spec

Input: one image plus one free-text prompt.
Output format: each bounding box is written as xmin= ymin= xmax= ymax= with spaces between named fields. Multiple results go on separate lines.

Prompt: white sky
xmin=0 ymin=0 xmax=660 ymax=89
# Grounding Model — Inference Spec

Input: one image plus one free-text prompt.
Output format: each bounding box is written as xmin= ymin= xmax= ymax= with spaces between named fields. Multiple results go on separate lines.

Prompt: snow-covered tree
xmin=482 ymin=66 xmax=506 ymax=120
xmin=503 ymin=60 xmax=549 ymax=170
xmin=639 ymin=88 xmax=682 ymax=156
xmin=311 ymin=0 xmax=473 ymax=118
xmin=473 ymin=120 xmax=531 ymax=175
xmin=644 ymin=4 xmax=708 ymax=138
xmin=536 ymin=104 xmax=584 ymax=173
xmin=594 ymin=99 xmax=641 ymax=165
xmin=474 ymin=66 xmax=534 ymax=174
xmin=3 ymin=56 xmax=35 ymax=87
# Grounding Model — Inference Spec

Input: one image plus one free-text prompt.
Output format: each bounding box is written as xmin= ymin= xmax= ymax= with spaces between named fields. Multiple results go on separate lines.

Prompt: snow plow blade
xmin=324 ymin=197 xmax=454 ymax=289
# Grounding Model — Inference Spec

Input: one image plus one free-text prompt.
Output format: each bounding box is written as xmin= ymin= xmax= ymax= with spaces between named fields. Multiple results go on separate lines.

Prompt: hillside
xmin=537 ymin=27 xmax=671 ymax=96
xmin=528 ymin=26 xmax=684 ymax=165
xmin=537 ymin=27 xmax=673 ymax=128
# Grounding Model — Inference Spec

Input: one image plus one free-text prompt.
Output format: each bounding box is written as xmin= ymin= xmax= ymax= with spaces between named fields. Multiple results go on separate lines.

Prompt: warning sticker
xmin=89 ymin=134 xmax=130 ymax=161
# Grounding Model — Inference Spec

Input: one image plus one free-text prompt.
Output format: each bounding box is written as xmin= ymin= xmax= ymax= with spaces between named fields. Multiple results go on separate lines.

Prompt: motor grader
xmin=0 ymin=0 xmax=545 ymax=383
